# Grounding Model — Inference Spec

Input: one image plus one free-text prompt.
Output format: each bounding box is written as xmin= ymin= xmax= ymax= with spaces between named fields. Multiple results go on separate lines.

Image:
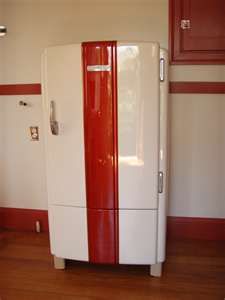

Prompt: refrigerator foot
xmin=53 ymin=255 xmax=66 ymax=269
xmin=150 ymin=262 xmax=162 ymax=277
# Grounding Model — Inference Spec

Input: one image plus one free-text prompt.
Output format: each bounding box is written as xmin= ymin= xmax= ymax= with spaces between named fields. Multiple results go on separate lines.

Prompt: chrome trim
xmin=50 ymin=100 xmax=59 ymax=135
xmin=87 ymin=65 xmax=111 ymax=72
xmin=158 ymin=171 xmax=164 ymax=194
xmin=160 ymin=58 xmax=165 ymax=82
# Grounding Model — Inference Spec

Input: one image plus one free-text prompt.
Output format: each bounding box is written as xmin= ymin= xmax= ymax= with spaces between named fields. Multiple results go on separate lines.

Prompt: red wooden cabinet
xmin=170 ymin=0 xmax=225 ymax=64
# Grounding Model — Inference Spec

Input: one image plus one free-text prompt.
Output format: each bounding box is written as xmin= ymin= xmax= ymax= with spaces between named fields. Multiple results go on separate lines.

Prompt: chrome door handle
xmin=158 ymin=171 xmax=164 ymax=193
xmin=50 ymin=100 xmax=59 ymax=135
xmin=160 ymin=58 xmax=165 ymax=82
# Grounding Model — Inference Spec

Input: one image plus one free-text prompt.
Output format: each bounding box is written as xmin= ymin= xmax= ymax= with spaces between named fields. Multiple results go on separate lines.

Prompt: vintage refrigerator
xmin=42 ymin=41 xmax=168 ymax=277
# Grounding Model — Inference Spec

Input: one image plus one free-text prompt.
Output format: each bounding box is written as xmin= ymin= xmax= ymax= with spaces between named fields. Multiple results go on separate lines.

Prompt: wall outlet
xmin=30 ymin=126 xmax=39 ymax=141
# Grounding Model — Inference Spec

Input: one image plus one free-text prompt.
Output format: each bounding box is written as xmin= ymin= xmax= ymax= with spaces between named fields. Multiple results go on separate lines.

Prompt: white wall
xmin=169 ymin=94 xmax=225 ymax=218
xmin=1 ymin=0 xmax=168 ymax=84
xmin=0 ymin=0 xmax=224 ymax=217
xmin=0 ymin=96 xmax=47 ymax=209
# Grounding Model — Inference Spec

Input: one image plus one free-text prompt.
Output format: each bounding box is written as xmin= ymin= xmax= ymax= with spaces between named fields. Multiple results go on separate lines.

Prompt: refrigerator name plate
xmin=87 ymin=65 xmax=111 ymax=72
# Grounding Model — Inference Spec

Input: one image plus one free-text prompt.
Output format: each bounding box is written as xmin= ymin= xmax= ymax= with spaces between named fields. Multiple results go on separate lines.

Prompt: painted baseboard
xmin=167 ymin=216 xmax=225 ymax=241
xmin=0 ymin=207 xmax=224 ymax=240
xmin=0 ymin=207 xmax=49 ymax=232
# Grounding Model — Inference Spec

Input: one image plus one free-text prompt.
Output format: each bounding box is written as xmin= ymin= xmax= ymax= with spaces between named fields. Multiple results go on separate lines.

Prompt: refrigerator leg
xmin=150 ymin=263 xmax=162 ymax=277
xmin=53 ymin=255 xmax=66 ymax=269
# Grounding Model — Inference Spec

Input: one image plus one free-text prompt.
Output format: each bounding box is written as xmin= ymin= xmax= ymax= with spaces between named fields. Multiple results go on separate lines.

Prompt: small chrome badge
xmin=87 ymin=65 xmax=111 ymax=72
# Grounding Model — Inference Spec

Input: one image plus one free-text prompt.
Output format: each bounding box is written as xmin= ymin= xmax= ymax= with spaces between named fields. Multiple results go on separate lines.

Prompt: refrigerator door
xmin=117 ymin=42 xmax=160 ymax=209
xmin=42 ymin=44 xmax=86 ymax=208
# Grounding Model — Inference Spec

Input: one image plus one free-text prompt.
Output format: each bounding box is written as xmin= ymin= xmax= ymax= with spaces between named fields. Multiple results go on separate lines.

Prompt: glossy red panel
xmin=82 ymin=42 xmax=118 ymax=210
xmin=88 ymin=209 xmax=118 ymax=264
xmin=82 ymin=41 xmax=118 ymax=264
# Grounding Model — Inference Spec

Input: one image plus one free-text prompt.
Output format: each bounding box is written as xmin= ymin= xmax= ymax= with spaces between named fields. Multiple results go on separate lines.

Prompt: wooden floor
xmin=0 ymin=231 xmax=224 ymax=300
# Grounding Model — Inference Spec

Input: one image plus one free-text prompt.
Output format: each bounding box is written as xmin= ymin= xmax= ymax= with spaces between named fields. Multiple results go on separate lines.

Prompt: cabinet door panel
xmin=170 ymin=0 xmax=225 ymax=64
xmin=183 ymin=0 xmax=225 ymax=51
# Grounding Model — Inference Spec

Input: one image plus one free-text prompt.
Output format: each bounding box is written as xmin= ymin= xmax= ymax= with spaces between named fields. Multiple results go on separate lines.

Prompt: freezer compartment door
xmin=42 ymin=44 xmax=86 ymax=207
xmin=49 ymin=205 xmax=88 ymax=261
xmin=117 ymin=42 xmax=160 ymax=209
xmin=119 ymin=209 xmax=157 ymax=265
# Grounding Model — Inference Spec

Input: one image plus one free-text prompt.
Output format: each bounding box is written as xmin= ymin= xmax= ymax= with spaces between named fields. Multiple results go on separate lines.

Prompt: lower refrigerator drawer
xmin=49 ymin=205 xmax=88 ymax=261
xmin=119 ymin=209 xmax=158 ymax=265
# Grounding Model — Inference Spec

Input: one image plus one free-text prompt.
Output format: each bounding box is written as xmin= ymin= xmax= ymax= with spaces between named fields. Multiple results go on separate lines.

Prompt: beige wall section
xmin=169 ymin=94 xmax=225 ymax=218
xmin=0 ymin=0 xmax=3 ymax=82
xmin=0 ymin=96 xmax=47 ymax=209
xmin=170 ymin=66 xmax=225 ymax=82
xmin=1 ymin=0 xmax=168 ymax=84
xmin=0 ymin=0 xmax=225 ymax=217
xmin=0 ymin=0 xmax=4 ymax=204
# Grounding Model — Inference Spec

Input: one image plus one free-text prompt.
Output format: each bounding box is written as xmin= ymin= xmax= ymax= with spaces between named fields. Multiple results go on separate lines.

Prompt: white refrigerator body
xmin=42 ymin=41 xmax=168 ymax=274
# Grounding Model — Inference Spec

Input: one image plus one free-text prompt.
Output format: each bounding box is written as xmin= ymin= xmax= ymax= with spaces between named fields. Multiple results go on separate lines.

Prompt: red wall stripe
xmin=0 ymin=207 xmax=49 ymax=232
xmin=170 ymin=82 xmax=225 ymax=94
xmin=1 ymin=82 xmax=225 ymax=96
xmin=0 ymin=84 xmax=41 ymax=95
xmin=82 ymin=41 xmax=118 ymax=264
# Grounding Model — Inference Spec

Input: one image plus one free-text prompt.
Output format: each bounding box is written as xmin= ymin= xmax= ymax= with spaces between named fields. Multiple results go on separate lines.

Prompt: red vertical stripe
xmin=82 ymin=41 xmax=118 ymax=264
xmin=87 ymin=209 xmax=116 ymax=264
xmin=83 ymin=42 xmax=115 ymax=210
